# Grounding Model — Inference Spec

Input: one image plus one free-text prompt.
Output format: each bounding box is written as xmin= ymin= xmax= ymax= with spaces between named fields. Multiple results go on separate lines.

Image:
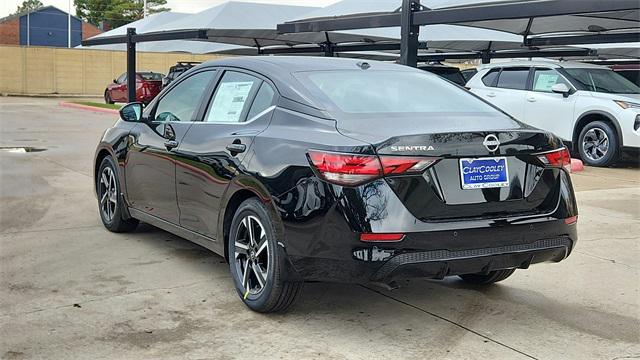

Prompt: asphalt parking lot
xmin=1 ymin=96 xmax=639 ymax=359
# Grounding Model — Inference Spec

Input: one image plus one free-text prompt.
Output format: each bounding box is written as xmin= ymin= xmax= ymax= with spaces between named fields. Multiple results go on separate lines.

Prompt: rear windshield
xmin=564 ymin=68 xmax=640 ymax=94
xmin=139 ymin=72 xmax=164 ymax=81
xmin=296 ymin=70 xmax=498 ymax=116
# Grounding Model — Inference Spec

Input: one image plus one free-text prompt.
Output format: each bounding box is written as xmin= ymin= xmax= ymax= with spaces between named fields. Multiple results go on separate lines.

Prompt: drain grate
xmin=0 ymin=146 xmax=46 ymax=153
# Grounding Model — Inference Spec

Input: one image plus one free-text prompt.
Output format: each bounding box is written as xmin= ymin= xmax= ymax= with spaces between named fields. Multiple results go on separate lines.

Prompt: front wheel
xmin=97 ymin=156 xmax=138 ymax=232
xmin=228 ymin=198 xmax=302 ymax=313
xmin=459 ymin=269 xmax=515 ymax=285
xmin=578 ymin=121 xmax=619 ymax=167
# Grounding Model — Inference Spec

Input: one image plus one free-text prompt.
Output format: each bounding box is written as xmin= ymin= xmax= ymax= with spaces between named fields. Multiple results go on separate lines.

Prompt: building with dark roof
xmin=0 ymin=6 xmax=102 ymax=47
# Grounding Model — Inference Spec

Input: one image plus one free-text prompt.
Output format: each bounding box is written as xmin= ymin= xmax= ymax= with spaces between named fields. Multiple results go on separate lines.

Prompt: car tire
xmin=578 ymin=121 xmax=619 ymax=167
xmin=459 ymin=269 xmax=515 ymax=285
xmin=97 ymin=156 xmax=138 ymax=233
xmin=104 ymin=91 xmax=114 ymax=104
xmin=228 ymin=198 xmax=303 ymax=313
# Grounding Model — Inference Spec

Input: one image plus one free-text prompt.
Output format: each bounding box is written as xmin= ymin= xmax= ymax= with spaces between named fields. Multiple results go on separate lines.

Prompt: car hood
xmin=587 ymin=92 xmax=640 ymax=103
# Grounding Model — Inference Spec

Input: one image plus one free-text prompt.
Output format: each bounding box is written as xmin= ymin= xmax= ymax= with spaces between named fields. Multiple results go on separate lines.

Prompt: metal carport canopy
xmin=277 ymin=0 xmax=640 ymax=65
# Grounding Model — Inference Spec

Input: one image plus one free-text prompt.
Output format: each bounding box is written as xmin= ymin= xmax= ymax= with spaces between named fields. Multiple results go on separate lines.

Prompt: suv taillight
xmin=307 ymin=151 xmax=439 ymax=186
xmin=537 ymin=148 xmax=571 ymax=172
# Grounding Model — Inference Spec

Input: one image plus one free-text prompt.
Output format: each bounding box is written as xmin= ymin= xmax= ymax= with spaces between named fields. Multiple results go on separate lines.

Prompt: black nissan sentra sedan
xmin=94 ymin=56 xmax=578 ymax=312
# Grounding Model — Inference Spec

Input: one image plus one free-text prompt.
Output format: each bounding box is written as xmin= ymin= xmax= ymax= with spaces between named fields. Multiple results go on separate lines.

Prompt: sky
xmin=0 ymin=0 xmax=340 ymax=18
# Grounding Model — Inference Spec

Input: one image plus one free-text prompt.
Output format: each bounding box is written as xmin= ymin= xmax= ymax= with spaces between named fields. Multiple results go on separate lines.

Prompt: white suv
xmin=466 ymin=61 xmax=640 ymax=166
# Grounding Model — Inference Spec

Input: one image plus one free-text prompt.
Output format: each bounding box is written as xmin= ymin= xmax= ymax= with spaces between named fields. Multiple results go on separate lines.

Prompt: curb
xmin=59 ymin=101 xmax=119 ymax=115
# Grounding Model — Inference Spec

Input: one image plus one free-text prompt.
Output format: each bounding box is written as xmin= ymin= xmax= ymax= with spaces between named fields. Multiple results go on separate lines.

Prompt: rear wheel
xmin=97 ymin=156 xmax=138 ymax=232
xmin=104 ymin=91 xmax=114 ymax=104
xmin=578 ymin=121 xmax=619 ymax=167
xmin=228 ymin=198 xmax=302 ymax=313
xmin=459 ymin=269 xmax=515 ymax=285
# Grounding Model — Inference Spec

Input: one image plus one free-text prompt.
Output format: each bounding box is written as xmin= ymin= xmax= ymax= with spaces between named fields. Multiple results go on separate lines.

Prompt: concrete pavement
xmin=1 ymin=97 xmax=638 ymax=359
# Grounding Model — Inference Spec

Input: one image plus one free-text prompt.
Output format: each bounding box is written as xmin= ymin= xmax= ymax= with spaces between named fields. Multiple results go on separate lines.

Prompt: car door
xmin=113 ymin=73 xmax=128 ymax=102
xmin=486 ymin=67 xmax=531 ymax=120
xmin=523 ymin=67 xmax=577 ymax=140
xmin=175 ymin=69 xmax=277 ymax=239
xmin=125 ymin=69 xmax=218 ymax=224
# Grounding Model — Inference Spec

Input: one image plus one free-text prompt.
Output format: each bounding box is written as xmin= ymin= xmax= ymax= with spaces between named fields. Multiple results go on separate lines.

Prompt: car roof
xmin=478 ymin=60 xmax=608 ymax=70
xmin=200 ymin=56 xmax=410 ymax=73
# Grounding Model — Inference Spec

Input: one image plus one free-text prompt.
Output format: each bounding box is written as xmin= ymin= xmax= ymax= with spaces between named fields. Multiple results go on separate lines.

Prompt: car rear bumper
xmin=283 ymin=217 xmax=577 ymax=283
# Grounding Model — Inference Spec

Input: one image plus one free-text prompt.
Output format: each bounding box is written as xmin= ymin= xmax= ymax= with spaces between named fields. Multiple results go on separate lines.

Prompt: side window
xmin=205 ymin=71 xmax=262 ymax=123
xmin=496 ymin=67 xmax=529 ymax=90
xmin=246 ymin=82 xmax=276 ymax=120
xmin=116 ymin=73 xmax=127 ymax=84
xmin=482 ymin=69 xmax=500 ymax=87
xmin=532 ymin=68 xmax=572 ymax=93
xmin=154 ymin=70 xmax=216 ymax=122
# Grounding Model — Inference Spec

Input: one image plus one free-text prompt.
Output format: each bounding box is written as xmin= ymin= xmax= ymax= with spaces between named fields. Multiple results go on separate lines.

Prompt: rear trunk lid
xmin=336 ymin=114 xmax=565 ymax=221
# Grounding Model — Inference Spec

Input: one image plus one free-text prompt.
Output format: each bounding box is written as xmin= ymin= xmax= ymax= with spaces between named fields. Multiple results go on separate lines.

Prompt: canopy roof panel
xmin=459 ymin=10 xmax=640 ymax=36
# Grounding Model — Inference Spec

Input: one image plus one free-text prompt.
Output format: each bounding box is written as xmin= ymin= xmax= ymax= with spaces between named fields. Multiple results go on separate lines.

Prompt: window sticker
xmin=534 ymin=73 xmax=559 ymax=92
xmin=208 ymin=81 xmax=254 ymax=122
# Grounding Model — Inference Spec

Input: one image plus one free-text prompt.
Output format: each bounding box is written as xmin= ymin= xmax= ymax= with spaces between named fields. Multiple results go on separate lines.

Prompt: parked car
xmin=418 ymin=63 xmax=467 ymax=86
xmin=163 ymin=61 xmax=202 ymax=88
xmin=611 ymin=63 xmax=640 ymax=87
xmin=104 ymin=72 xmax=164 ymax=104
xmin=467 ymin=61 xmax=640 ymax=166
xmin=95 ymin=57 xmax=578 ymax=313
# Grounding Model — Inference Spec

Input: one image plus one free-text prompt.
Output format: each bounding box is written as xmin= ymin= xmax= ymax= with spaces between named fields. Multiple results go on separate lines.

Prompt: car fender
xmin=573 ymin=109 xmax=623 ymax=149
xmin=216 ymin=174 xmax=285 ymax=247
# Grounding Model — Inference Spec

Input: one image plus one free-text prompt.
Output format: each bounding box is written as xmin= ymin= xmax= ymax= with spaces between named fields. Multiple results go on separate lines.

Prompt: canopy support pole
xmin=126 ymin=28 xmax=137 ymax=103
xmin=400 ymin=0 xmax=420 ymax=67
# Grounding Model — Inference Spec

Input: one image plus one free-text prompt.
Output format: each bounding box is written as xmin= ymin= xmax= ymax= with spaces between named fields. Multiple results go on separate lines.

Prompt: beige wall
xmin=0 ymin=45 xmax=226 ymax=96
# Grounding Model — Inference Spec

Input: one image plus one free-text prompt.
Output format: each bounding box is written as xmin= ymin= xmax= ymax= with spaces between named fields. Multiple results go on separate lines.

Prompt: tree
xmin=14 ymin=0 xmax=43 ymax=14
xmin=74 ymin=0 xmax=170 ymax=28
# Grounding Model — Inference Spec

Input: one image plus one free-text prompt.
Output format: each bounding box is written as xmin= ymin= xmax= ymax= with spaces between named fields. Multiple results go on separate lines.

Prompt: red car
xmin=104 ymin=72 xmax=164 ymax=104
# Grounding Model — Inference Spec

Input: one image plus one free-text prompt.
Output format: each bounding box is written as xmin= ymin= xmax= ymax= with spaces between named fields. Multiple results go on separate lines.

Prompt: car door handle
xmin=226 ymin=143 xmax=246 ymax=154
xmin=164 ymin=140 xmax=179 ymax=150
xmin=486 ymin=93 xmax=496 ymax=98
xmin=526 ymin=97 xmax=537 ymax=102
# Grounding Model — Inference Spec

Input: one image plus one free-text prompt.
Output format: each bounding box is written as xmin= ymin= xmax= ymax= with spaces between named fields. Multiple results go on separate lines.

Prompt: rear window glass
xmin=496 ymin=68 xmax=529 ymax=90
xmin=296 ymin=70 xmax=498 ymax=115
xmin=482 ymin=69 xmax=499 ymax=86
xmin=139 ymin=72 xmax=164 ymax=81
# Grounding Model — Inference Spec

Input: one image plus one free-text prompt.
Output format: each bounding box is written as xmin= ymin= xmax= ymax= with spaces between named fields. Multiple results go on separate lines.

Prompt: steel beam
xmin=400 ymin=0 xmax=419 ymax=67
xmin=126 ymin=28 xmax=136 ymax=103
xmin=416 ymin=49 xmax=598 ymax=62
xmin=260 ymin=42 xmax=425 ymax=55
xmin=277 ymin=12 xmax=400 ymax=34
xmin=525 ymin=32 xmax=640 ymax=46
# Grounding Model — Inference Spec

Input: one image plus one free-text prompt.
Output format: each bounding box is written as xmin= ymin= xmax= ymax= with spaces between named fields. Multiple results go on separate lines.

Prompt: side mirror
xmin=113 ymin=79 xmax=117 ymax=84
xmin=551 ymin=83 xmax=571 ymax=97
xmin=119 ymin=102 xmax=143 ymax=122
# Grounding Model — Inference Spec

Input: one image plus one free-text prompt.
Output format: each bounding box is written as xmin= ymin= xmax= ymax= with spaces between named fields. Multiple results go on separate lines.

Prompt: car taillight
xmin=360 ymin=233 xmax=405 ymax=242
xmin=307 ymin=151 xmax=439 ymax=186
xmin=307 ymin=151 xmax=381 ymax=186
xmin=379 ymin=156 xmax=439 ymax=175
xmin=537 ymin=148 xmax=571 ymax=172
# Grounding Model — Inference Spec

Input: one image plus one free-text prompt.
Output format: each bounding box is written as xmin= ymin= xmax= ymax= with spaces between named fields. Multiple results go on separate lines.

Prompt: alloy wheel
xmin=234 ymin=215 xmax=269 ymax=296
xmin=582 ymin=127 xmax=609 ymax=162
xmin=99 ymin=166 xmax=118 ymax=222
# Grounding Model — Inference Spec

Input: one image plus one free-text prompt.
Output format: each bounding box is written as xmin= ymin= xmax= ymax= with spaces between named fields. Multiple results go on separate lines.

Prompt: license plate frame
xmin=459 ymin=157 xmax=510 ymax=190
